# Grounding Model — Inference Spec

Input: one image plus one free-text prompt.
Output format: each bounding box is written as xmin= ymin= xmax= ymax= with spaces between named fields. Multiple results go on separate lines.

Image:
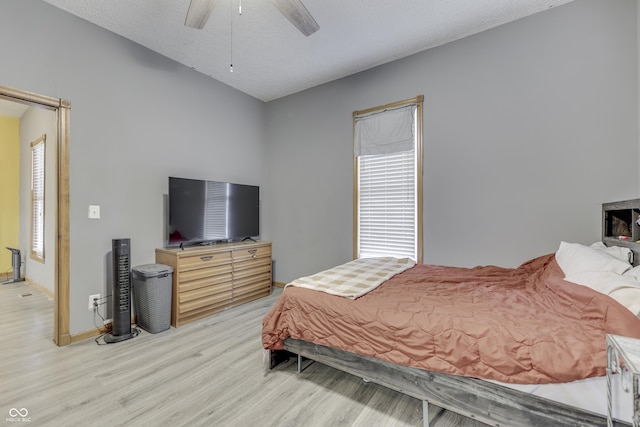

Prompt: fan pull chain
xmin=229 ymin=0 xmax=243 ymax=72
xmin=229 ymin=0 xmax=234 ymax=72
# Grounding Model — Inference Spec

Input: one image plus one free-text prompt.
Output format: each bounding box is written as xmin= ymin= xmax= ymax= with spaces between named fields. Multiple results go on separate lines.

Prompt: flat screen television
xmin=167 ymin=176 xmax=259 ymax=247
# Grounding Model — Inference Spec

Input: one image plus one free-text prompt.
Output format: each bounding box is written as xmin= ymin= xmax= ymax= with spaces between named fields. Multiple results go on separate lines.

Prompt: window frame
xmin=353 ymin=96 xmax=423 ymax=263
xmin=30 ymin=134 xmax=46 ymax=263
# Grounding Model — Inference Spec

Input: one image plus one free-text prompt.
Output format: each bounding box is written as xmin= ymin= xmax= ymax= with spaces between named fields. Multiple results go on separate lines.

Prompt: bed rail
xmin=266 ymin=338 xmax=630 ymax=427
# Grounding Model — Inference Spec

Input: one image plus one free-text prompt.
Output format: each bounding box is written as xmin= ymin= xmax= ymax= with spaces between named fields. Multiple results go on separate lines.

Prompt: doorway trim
xmin=0 ymin=84 xmax=70 ymax=346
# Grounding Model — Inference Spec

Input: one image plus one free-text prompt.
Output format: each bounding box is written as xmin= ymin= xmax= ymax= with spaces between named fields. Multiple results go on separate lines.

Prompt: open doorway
xmin=0 ymin=108 xmax=23 ymax=282
xmin=0 ymin=84 xmax=70 ymax=346
xmin=0 ymin=104 xmax=57 ymax=294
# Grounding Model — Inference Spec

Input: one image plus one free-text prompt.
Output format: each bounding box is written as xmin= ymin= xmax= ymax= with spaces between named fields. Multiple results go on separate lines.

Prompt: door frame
xmin=0 ymin=84 xmax=70 ymax=346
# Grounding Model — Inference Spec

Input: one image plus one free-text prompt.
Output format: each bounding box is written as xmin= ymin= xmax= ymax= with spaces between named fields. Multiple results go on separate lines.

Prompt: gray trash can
xmin=132 ymin=264 xmax=173 ymax=333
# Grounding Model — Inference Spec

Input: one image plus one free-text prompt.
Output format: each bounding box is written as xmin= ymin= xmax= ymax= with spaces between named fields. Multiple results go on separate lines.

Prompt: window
xmin=353 ymin=96 xmax=423 ymax=262
xmin=31 ymin=134 xmax=46 ymax=262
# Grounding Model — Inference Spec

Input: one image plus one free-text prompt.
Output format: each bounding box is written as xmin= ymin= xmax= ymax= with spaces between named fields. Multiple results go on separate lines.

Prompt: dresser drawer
xmin=178 ymin=250 xmax=232 ymax=272
xmin=180 ymin=280 xmax=233 ymax=303
xmin=233 ymin=262 xmax=271 ymax=280
xmin=234 ymin=272 xmax=272 ymax=291
xmin=234 ymin=248 xmax=271 ymax=272
xmin=180 ymin=290 xmax=233 ymax=313
xmin=179 ymin=274 xmax=233 ymax=294
xmin=232 ymin=277 xmax=272 ymax=305
xmin=179 ymin=264 xmax=232 ymax=283
xmin=232 ymin=245 xmax=272 ymax=263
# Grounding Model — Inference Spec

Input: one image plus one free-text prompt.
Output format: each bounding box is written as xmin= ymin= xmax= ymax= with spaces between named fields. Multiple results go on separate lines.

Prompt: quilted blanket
xmin=285 ymin=257 xmax=415 ymax=299
xmin=262 ymin=254 xmax=640 ymax=384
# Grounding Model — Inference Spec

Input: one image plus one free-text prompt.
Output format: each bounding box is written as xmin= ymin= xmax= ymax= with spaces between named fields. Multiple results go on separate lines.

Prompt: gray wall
xmin=1 ymin=0 xmax=267 ymax=333
xmin=19 ymin=106 xmax=57 ymax=294
xmin=1 ymin=0 xmax=638 ymax=334
xmin=265 ymin=0 xmax=640 ymax=282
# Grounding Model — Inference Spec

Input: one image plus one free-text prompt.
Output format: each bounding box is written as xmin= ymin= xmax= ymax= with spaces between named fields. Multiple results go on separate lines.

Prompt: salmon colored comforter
xmin=262 ymin=255 xmax=640 ymax=384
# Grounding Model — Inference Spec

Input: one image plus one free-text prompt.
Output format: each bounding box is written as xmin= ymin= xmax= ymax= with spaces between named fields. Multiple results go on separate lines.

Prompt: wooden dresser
xmin=155 ymin=241 xmax=272 ymax=327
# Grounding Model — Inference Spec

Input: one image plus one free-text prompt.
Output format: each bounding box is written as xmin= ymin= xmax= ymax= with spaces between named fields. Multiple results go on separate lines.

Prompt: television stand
xmin=156 ymin=240 xmax=272 ymax=327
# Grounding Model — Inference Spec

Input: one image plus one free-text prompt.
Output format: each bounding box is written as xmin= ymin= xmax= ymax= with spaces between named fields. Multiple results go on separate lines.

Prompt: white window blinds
xmin=354 ymin=100 xmax=421 ymax=262
xmin=31 ymin=135 xmax=46 ymax=261
xmin=358 ymin=148 xmax=416 ymax=259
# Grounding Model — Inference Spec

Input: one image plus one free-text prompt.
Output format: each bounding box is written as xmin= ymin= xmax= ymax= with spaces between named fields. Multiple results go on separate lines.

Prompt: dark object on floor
xmin=3 ymin=247 xmax=24 ymax=284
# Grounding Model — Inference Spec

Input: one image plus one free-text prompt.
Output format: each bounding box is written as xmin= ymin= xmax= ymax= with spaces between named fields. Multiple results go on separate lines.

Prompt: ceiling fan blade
xmin=271 ymin=0 xmax=319 ymax=37
xmin=185 ymin=0 xmax=218 ymax=29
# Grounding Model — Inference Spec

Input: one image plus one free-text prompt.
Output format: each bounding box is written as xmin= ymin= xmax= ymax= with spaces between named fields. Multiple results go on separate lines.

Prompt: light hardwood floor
xmin=1 ymin=281 xmax=488 ymax=427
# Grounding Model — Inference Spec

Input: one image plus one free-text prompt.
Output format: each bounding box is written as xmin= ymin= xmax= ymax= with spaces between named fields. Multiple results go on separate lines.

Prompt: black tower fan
xmin=104 ymin=238 xmax=135 ymax=343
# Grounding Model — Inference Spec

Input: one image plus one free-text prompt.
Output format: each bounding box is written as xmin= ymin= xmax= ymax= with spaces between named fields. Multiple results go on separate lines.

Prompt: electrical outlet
xmin=88 ymin=293 xmax=100 ymax=310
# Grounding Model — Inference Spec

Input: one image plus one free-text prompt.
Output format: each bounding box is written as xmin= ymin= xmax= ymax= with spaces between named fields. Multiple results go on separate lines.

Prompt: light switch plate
xmin=88 ymin=205 xmax=100 ymax=219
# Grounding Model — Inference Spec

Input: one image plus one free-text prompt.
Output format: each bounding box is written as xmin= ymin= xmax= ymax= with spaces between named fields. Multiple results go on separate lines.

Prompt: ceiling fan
xmin=185 ymin=0 xmax=320 ymax=36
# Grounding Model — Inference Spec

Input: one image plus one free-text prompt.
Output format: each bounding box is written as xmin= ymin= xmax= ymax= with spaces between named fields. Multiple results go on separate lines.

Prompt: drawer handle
xmin=201 ymin=255 xmax=214 ymax=261
xmin=248 ymin=249 xmax=257 ymax=259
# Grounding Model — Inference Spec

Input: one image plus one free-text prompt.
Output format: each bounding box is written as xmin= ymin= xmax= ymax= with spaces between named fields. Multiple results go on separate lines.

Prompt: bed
xmin=262 ymin=242 xmax=640 ymax=426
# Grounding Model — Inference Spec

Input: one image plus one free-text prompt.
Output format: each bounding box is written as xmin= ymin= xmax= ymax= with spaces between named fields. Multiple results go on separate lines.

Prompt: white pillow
xmin=609 ymin=288 xmax=640 ymax=316
xmin=555 ymin=241 xmax=631 ymax=276
xmin=564 ymin=270 xmax=640 ymax=316
xmin=590 ymin=241 xmax=633 ymax=263
xmin=624 ymin=265 xmax=640 ymax=281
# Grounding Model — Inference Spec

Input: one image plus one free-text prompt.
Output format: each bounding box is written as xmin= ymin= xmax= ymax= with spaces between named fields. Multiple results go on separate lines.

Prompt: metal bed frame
xmin=267 ymin=338 xmax=630 ymax=427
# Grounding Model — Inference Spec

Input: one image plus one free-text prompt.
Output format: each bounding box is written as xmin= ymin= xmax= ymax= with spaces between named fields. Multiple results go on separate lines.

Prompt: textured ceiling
xmin=40 ymin=0 xmax=573 ymax=102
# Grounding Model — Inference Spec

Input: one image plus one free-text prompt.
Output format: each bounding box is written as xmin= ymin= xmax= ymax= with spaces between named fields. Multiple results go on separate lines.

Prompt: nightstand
xmin=607 ymin=334 xmax=640 ymax=427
